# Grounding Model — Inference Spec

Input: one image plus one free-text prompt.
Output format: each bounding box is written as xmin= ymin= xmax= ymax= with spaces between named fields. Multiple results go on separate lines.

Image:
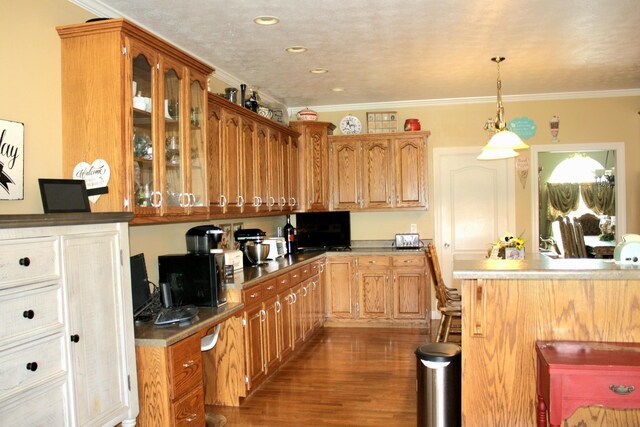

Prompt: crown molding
xmin=288 ymin=88 xmax=640 ymax=115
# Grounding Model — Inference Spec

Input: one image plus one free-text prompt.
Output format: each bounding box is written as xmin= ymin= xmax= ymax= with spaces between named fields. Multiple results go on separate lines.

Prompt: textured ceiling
xmin=77 ymin=0 xmax=640 ymax=109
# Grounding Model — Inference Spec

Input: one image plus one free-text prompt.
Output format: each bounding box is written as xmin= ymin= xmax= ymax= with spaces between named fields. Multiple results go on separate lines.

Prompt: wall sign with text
xmin=0 ymin=119 xmax=24 ymax=200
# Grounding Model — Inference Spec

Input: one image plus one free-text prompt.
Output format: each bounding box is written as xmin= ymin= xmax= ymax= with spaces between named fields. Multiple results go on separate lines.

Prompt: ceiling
xmin=75 ymin=0 xmax=640 ymax=110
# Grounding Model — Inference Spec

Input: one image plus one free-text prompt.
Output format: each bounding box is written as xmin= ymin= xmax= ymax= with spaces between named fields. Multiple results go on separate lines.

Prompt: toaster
xmin=614 ymin=234 xmax=640 ymax=264
xmin=264 ymin=237 xmax=287 ymax=259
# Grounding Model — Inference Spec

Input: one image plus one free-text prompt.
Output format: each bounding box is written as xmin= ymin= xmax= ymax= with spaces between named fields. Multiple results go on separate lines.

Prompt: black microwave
xmin=158 ymin=253 xmax=227 ymax=308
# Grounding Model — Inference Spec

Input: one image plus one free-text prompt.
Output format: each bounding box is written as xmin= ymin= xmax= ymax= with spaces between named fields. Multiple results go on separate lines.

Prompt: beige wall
xmin=2 ymin=0 xmax=639 ymax=282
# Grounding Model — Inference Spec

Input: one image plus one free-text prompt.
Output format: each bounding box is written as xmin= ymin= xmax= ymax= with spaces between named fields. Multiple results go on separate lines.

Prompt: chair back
xmin=558 ymin=216 xmax=579 ymax=258
xmin=578 ymin=213 xmax=600 ymax=236
xmin=572 ymin=218 xmax=587 ymax=257
xmin=425 ymin=243 xmax=449 ymax=309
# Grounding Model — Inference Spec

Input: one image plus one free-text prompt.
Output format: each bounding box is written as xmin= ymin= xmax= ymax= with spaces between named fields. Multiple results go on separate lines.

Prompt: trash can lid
xmin=415 ymin=343 xmax=461 ymax=362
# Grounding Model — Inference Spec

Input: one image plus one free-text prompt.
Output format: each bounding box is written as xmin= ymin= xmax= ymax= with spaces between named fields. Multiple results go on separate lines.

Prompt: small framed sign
xmin=0 ymin=119 xmax=24 ymax=200
xmin=38 ymin=179 xmax=91 ymax=213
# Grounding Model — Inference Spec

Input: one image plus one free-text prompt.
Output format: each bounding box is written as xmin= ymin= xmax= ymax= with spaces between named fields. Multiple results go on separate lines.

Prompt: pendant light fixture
xmin=478 ymin=57 xmax=528 ymax=160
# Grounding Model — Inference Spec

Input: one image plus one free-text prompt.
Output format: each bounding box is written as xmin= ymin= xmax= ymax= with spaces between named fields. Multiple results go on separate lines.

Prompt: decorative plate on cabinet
xmin=339 ymin=115 xmax=362 ymax=134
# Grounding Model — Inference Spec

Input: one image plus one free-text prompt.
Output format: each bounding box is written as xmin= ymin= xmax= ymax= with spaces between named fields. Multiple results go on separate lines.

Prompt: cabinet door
xmin=240 ymin=118 xmax=256 ymax=213
xmin=286 ymin=135 xmax=301 ymax=211
xmin=358 ymin=269 xmax=391 ymax=319
xmin=394 ymin=136 xmax=427 ymax=208
xmin=330 ymin=140 xmax=361 ymax=210
xmin=243 ymin=305 xmax=265 ymax=390
xmin=222 ymin=110 xmax=244 ymax=214
xmin=306 ymin=124 xmax=331 ymax=211
xmin=291 ymin=283 xmax=304 ymax=346
xmin=63 ymin=232 xmax=133 ymax=426
xmin=207 ymin=98 xmax=225 ymax=213
xmin=187 ymin=77 xmax=208 ymax=214
xmin=160 ymin=57 xmax=188 ymax=216
xmin=278 ymin=291 xmax=294 ymax=360
xmin=325 ymin=257 xmax=357 ymax=319
xmin=362 ymin=139 xmax=393 ymax=209
xmin=263 ymin=296 xmax=280 ymax=374
xmin=131 ymin=43 xmax=160 ymax=216
xmin=268 ymin=130 xmax=285 ymax=212
xmin=301 ymin=279 xmax=314 ymax=339
xmin=393 ymin=269 xmax=427 ymax=319
xmin=253 ymin=126 xmax=269 ymax=212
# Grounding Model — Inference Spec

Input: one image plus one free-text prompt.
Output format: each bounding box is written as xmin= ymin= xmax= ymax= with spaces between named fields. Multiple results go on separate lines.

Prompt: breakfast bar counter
xmin=453 ymin=256 xmax=640 ymax=427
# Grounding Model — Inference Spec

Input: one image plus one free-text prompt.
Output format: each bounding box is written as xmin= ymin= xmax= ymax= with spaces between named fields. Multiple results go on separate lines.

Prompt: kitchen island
xmin=453 ymin=256 xmax=640 ymax=427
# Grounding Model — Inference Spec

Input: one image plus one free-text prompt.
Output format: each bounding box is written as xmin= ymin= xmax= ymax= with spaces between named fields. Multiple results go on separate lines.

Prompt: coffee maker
xmin=234 ymin=228 xmax=269 ymax=265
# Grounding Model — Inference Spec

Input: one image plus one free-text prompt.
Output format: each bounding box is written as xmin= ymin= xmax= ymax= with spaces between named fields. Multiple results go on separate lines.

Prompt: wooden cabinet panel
xmin=393 ymin=269 xmax=427 ymax=319
xmin=325 ymin=257 xmax=357 ymax=319
xmin=394 ymin=136 xmax=427 ymax=208
xmin=263 ymin=295 xmax=280 ymax=373
xmin=358 ymin=269 xmax=391 ymax=319
xmin=207 ymin=102 xmax=224 ymax=214
xmin=243 ymin=304 xmax=265 ymax=391
xmin=254 ymin=126 xmax=270 ymax=212
xmin=362 ymin=139 xmax=393 ymax=209
xmin=169 ymin=334 xmax=203 ymax=400
xmin=278 ymin=290 xmax=294 ymax=360
xmin=241 ymin=118 xmax=257 ymax=212
xmin=222 ymin=110 xmax=243 ymax=214
xmin=173 ymin=385 xmax=205 ymax=427
xmin=330 ymin=139 xmax=361 ymax=210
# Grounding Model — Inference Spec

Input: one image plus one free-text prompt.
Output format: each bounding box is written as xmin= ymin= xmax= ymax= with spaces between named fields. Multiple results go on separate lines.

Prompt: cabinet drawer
xmin=0 ymin=332 xmax=66 ymax=401
xmin=242 ymin=285 xmax=263 ymax=309
xmin=0 ymin=379 xmax=68 ymax=427
xmin=289 ymin=267 xmax=303 ymax=284
xmin=310 ymin=262 xmax=320 ymax=276
xmin=0 ymin=238 xmax=59 ymax=286
xmin=358 ymin=256 xmax=391 ymax=268
xmin=563 ymin=372 xmax=640 ymax=403
xmin=300 ymin=264 xmax=312 ymax=280
xmin=170 ymin=335 xmax=202 ymax=400
xmin=173 ymin=385 xmax=205 ymax=427
xmin=392 ymin=255 xmax=425 ymax=268
xmin=275 ymin=273 xmax=291 ymax=293
xmin=0 ymin=284 xmax=64 ymax=346
xmin=262 ymin=279 xmax=277 ymax=298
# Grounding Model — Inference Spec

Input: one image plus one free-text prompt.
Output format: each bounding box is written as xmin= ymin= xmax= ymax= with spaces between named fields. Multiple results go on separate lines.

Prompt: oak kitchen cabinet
xmin=207 ymin=94 xmax=300 ymax=216
xmin=57 ymin=19 xmax=212 ymax=224
xmin=328 ymin=131 xmax=430 ymax=210
xmin=325 ymin=253 xmax=429 ymax=325
xmin=290 ymin=121 xmax=336 ymax=212
xmin=0 ymin=213 xmax=138 ymax=427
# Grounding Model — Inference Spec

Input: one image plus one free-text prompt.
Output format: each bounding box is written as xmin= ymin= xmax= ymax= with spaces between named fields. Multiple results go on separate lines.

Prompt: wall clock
xmin=339 ymin=115 xmax=362 ymax=134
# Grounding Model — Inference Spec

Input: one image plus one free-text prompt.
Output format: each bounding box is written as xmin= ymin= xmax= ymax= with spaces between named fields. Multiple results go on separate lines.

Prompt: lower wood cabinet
xmin=325 ymin=254 xmax=429 ymax=325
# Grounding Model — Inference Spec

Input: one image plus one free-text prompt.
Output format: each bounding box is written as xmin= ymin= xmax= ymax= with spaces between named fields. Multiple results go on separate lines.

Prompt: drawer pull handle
xmin=186 ymin=413 xmax=198 ymax=422
xmin=267 ymin=285 xmax=274 ymax=290
xmin=610 ymin=384 xmax=635 ymax=395
xmin=182 ymin=360 xmax=195 ymax=368
xmin=23 ymin=309 xmax=35 ymax=319
xmin=19 ymin=257 xmax=31 ymax=267
xmin=70 ymin=334 xmax=80 ymax=343
xmin=251 ymin=293 xmax=259 ymax=299
xmin=26 ymin=362 xmax=38 ymax=371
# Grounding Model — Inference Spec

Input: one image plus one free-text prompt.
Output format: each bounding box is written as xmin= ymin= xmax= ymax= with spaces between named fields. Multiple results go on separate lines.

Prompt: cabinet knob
xmin=23 ymin=309 xmax=35 ymax=319
xmin=185 ymin=413 xmax=198 ymax=422
xmin=26 ymin=362 xmax=38 ymax=371
xmin=19 ymin=257 xmax=31 ymax=267
xmin=70 ymin=334 xmax=80 ymax=343
xmin=182 ymin=360 xmax=196 ymax=368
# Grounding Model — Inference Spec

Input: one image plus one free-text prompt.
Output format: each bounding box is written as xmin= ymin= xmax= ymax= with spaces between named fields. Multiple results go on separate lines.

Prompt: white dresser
xmin=0 ymin=213 xmax=138 ymax=427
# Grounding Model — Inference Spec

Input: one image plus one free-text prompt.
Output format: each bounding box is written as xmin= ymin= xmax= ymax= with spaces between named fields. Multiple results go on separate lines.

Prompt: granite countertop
xmin=0 ymin=212 xmax=134 ymax=228
xmin=453 ymin=253 xmax=640 ymax=280
xmin=134 ymin=302 xmax=244 ymax=347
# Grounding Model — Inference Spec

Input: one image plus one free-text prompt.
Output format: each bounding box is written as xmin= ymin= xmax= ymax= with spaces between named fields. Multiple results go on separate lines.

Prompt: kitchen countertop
xmin=134 ymin=302 xmax=244 ymax=347
xmin=453 ymin=253 xmax=640 ymax=280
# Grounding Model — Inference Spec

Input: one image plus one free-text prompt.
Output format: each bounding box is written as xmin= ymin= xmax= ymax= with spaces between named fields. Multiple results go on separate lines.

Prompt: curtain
xmin=581 ymin=183 xmax=615 ymax=216
xmin=546 ymin=183 xmax=580 ymax=221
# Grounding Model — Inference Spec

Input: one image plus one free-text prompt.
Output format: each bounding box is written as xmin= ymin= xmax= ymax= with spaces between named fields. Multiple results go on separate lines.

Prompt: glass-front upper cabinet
xmin=162 ymin=61 xmax=186 ymax=215
xmin=131 ymin=47 xmax=158 ymax=216
xmin=189 ymin=78 xmax=207 ymax=214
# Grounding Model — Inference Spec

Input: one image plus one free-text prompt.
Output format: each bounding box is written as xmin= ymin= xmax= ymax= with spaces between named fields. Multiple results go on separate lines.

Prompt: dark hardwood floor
xmin=210 ymin=326 xmax=434 ymax=427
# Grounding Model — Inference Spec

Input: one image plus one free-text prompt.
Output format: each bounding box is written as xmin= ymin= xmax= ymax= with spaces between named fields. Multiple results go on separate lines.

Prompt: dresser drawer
xmin=0 ymin=284 xmax=63 ymax=346
xmin=563 ymin=372 xmax=640 ymax=403
xmin=392 ymin=255 xmax=425 ymax=268
xmin=358 ymin=256 xmax=391 ymax=268
xmin=0 ymin=379 xmax=69 ymax=427
xmin=173 ymin=385 xmax=206 ymax=427
xmin=170 ymin=334 xmax=202 ymax=400
xmin=0 ymin=332 xmax=66 ymax=401
xmin=0 ymin=238 xmax=59 ymax=286
xmin=242 ymin=285 xmax=263 ymax=309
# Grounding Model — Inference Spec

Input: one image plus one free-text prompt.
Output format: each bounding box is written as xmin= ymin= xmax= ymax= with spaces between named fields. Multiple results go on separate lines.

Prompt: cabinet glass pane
xmin=164 ymin=68 xmax=183 ymax=208
xmin=190 ymin=80 xmax=205 ymax=207
xmin=132 ymin=54 xmax=156 ymax=208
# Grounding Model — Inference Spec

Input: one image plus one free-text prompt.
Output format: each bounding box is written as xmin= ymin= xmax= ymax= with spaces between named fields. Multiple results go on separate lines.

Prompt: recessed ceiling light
xmin=310 ymin=68 xmax=328 ymax=74
xmin=286 ymin=46 xmax=308 ymax=53
xmin=253 ymin=16 xmax=279 ymax=25
xmin=332 ymin=87 xmax=345 ymax=92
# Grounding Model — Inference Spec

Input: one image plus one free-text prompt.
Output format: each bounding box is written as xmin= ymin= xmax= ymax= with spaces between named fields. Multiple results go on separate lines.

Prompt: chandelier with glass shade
xmin=478 ymin=57 xmax=529 ymax=160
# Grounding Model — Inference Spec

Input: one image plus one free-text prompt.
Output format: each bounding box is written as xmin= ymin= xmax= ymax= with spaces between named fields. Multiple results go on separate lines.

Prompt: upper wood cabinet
xmin=57 ymin=19 xmax=213 ymax=224
xmin=328 ymin=131 xmax=430 ymax=211
xmin=290 ymin=121 xmax=336 ymax=212
xmin=207 ymin=94 xmax=300 ymax=217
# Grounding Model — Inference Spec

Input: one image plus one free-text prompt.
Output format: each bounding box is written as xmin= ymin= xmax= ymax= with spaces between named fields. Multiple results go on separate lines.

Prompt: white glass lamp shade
xmin=483 ymin=130 xmax=529 ymax=151
xmin=477 ymin=147 xmax=518 ymax=160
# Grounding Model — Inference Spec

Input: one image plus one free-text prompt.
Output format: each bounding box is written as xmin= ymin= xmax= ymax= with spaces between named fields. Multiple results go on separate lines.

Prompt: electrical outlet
xmin=410 ymin=224 xmax=417 ymax=233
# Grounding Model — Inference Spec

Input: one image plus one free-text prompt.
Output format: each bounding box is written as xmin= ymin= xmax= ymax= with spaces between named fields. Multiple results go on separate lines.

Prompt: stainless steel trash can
xmin=415 ymin=343 xmax=461 ymax=427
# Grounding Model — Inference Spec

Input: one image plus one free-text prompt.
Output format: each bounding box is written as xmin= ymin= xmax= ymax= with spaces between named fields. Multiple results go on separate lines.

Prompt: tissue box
xmin=223 ymin=249 xmax=243 ymax=271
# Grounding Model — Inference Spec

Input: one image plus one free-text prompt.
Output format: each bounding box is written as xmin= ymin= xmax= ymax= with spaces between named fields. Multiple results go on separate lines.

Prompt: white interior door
xmin=434 ymin=147 xmax=515 ymax=298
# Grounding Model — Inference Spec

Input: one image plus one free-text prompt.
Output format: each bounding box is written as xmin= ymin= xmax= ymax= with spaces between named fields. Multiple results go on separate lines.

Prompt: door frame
xmin=529 ymin=142 xmax=626 ymax=253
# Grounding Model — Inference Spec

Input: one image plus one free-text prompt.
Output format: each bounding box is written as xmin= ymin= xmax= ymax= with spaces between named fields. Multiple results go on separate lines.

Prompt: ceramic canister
xmin=404 ymin=118 xmax=421 ymax=131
